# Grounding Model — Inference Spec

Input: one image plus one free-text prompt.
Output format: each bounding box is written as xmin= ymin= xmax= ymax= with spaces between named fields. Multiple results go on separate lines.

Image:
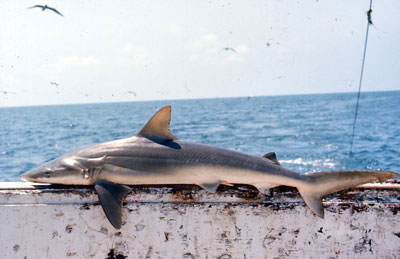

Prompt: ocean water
xmin=0 ymin=91 xmax=399 ymax=182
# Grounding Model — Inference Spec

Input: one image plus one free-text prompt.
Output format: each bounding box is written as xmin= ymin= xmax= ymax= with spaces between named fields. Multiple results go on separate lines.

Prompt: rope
xmin=349 ymin=0 xmax=373 ymax=155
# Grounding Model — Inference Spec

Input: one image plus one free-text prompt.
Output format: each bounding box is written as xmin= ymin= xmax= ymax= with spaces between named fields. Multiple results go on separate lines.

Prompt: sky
xmin=0 ymin=0 xmax=399 ymax=107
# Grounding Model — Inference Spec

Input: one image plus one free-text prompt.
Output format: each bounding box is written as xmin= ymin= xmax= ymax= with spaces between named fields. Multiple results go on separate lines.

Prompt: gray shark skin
xmin=21 ymin=106 xmax=399 ymax=229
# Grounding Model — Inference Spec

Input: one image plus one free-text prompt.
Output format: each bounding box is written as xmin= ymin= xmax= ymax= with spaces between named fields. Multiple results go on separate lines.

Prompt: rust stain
xmin=164 ymin=232 xmax=169 ymax=242
xmin=223 ymin=204 xmax=235 ymax=216
xmin=40 ymin=187 xmax=94 ymax=198
xmin=219 ymin=184 xmax=259 ymax=200
xmin=66 ymin=252 xmax=77 ymax=257
xmin=55 ymin=211 xmax=64 ymax=217
xmin=171 ymin=188 xmax=196 ymax=202
xmin=182 ymin=253 xmax=195 ymax=259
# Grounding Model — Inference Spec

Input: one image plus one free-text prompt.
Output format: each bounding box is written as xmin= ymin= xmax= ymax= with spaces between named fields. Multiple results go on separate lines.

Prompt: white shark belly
xmin=97 ymin=163 xmax=304 ymax=189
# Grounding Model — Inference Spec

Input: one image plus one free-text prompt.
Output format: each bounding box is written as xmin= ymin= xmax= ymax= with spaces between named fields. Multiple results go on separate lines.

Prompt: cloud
xmin=56 ymin=56 xmax=100 ymax=69
xmin=119 ymin=43 xmax=156 ymax=67
xmin=202 ymin=33 xmax=217 ymax=42
xmin=236 ymin=44 xmax=249 ymax=54
xmin=191 ymin=33 xmax=218 ymax=49
xmin=0 ymin=71 xmax=21 ymax=85
xmin=164 ymin=24 xmax=183 ymax=35
xmin=120 ymin=43 xmax=135 ymax=54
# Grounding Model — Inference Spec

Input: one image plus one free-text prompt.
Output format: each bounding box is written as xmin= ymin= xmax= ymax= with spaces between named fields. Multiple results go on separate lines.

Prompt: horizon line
xmin=1 ymin=89 xmax=398 ymax=109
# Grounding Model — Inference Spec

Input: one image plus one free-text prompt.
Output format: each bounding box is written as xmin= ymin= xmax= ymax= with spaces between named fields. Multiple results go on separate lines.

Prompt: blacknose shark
xmin=21 ymin=106 xmax=399 ymax=229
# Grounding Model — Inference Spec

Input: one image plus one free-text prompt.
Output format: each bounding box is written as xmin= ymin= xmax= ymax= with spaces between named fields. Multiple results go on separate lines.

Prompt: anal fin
xmin=198 ymin=180 xmax=222 ymax=193
xmin=94 ymin=180 xmax=132 ymax=229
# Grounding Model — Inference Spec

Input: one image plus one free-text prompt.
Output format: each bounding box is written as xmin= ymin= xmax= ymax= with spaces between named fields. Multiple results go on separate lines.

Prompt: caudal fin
xmin=297 ymin=170 xmax=399 ymax=218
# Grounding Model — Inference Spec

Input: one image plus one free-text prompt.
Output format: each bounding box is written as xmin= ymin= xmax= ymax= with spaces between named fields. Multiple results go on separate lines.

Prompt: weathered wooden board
xmin=0 ymin=182 xmax=399 ymax=259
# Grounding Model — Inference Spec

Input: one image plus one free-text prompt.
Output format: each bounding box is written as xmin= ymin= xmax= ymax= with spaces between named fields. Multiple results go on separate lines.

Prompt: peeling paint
xmin=135 ymin=223 xmax=145 ymax=231
xmin=13 ymin=244 xmax=19 ymax=253
xmin=105 ymin=248 xmax=127 ymax=259
xmin=65 ymin=224 xmax=74 ymax=233
xmin=0 ymin=182 xmax=399 ymax=258
xmin=80 ymin=203 xmax=91 ymax=210
xmin=52 ymin=231 xmax=59 ymax=239
xmin=99 ymin=227 xmax=108 ymax=235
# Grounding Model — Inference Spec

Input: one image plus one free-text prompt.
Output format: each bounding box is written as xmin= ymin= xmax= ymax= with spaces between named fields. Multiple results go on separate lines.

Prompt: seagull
xmin=28 ymin=5 xmax=64 ymax=17
xmin=127 ymin=91 xmax=137 ymax=96
xmin=0 ymin=90 xmax=16 ymax=95
xmin=50 ymin=82 xmax=59 ymax=87
xmin=184 ymin=82 xmax=190 ymax=93
xmin=220 ymin=47 xmax=237 ymax=53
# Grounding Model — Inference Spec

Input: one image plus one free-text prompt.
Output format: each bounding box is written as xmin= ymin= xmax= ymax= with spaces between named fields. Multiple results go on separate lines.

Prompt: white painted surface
xmin=0 ymin=182 xmax=399 ymax=259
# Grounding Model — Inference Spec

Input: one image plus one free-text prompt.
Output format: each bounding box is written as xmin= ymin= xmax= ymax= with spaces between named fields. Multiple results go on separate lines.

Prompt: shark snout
xmin=20 ymin=167 xmax=47 ymax=183
xmin=20 ymin=170 xmax=37 ymax=182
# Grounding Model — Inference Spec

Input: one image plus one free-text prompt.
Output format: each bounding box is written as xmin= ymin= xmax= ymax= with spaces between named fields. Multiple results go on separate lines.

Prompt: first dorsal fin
xmin=261 ymin=152 xmax=280 ymax=165
xmin=137 ymin=106 xmax=179 ymax=140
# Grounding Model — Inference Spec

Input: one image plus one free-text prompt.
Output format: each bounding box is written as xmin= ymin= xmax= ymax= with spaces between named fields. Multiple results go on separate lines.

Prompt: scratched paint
xmin=0 ymin=182 xmax=399 ymax=258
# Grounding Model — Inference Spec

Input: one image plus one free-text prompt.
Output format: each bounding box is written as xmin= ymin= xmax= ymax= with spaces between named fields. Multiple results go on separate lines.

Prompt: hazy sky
xmin=1 ymin=0 xmax=399 ymax=107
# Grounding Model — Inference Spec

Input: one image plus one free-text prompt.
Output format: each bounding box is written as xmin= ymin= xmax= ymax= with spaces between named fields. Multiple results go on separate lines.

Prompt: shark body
xmin=21 ymin=106 xmax=399 ymax=229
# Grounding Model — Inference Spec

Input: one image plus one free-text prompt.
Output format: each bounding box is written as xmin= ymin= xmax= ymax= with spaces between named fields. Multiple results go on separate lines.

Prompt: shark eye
xmin=44 ymin=171 xmax=51 ymax=178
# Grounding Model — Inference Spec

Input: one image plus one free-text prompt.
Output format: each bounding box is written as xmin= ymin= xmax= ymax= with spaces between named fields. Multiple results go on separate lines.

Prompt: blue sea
xmin=0 ymin=91 xmax=399 ymax=182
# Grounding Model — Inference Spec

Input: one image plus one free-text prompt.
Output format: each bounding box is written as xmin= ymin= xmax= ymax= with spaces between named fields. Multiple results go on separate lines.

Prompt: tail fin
xmin=297 ymin=170 xmax=399 ymax=218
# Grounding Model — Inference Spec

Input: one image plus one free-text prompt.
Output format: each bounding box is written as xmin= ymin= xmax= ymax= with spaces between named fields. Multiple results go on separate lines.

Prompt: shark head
xmin=21 ymin=155 xmax=98 ymax=185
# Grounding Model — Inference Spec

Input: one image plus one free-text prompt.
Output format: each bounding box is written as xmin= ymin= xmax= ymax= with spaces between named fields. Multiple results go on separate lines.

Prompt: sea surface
xmin=0 ymin=91 xmax=399 ymax=182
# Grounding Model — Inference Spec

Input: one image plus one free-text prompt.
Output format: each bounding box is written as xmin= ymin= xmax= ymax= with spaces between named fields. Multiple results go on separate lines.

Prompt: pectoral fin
xmin=94 ymin=180 xmax=132 ymax=229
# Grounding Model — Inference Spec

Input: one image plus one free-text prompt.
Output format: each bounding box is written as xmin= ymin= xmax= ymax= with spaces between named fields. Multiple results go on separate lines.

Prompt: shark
xmin=21 ymin=106 xmax=399 ymax=229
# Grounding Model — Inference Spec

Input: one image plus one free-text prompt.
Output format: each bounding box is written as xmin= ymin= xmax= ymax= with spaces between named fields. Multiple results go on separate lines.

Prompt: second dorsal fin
xmin=261 ymin=152 xmax=280 ymax=165
xmin=137 ymin=105 xmax=179 ymax=140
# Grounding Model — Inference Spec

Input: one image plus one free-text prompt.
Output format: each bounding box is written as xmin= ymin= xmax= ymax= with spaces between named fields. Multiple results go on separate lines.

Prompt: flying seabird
xmin=0 ymin=90 xmax=16 ymax=95
xmin=28 ymin=5 xmax=64 ymax=17
xmin=50 ymin=82 xmax=59 ymax=87
xmin=127 ymin=91 xmax=137 ymax=96
xmin=220 ymin=47 xmax=237 ymax=53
